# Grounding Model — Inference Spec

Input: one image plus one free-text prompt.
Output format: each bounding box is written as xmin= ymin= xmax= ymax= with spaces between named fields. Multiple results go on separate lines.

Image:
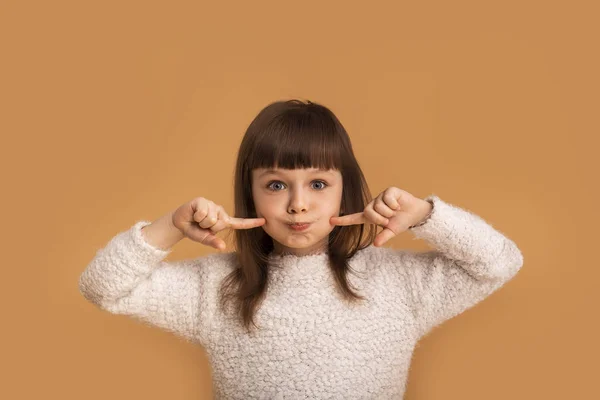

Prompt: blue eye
xmin=266 ymin=180 xmax=328 ymax=191
xmin=267 ymin=181 xmax=285 ymax=191
xmin=311 ymin=181 xmax=327 ymax=190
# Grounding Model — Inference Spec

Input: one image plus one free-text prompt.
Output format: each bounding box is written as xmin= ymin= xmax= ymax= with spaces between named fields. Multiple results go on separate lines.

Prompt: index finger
xmin=228 ymin=217 xmax=266 ymax=230
xmin=330 ymin=212 xmax=366 ymax=226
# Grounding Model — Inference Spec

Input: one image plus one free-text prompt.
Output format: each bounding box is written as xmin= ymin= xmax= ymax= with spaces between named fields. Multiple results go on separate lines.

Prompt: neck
xmin=271 ymin=249 xmax=328 ymax=257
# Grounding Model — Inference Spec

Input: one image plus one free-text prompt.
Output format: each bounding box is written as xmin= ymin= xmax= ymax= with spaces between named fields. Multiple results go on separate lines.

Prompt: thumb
xmin=189 ymin=230 xmax=226 ymax=250
xmin=374 ymin=228 xmax=396 ymax=247
xmin=206 ymin=236 xmax=227 ymax=250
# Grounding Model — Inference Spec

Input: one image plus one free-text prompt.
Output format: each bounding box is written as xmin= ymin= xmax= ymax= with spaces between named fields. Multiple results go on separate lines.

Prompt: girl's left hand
xmin=330 ymin=187 xmax=433 ymax=247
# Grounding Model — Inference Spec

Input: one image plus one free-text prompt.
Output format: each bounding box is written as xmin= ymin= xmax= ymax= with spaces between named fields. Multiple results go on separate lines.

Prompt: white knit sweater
xmin=78 ymin=195 xmax=523 ymax=399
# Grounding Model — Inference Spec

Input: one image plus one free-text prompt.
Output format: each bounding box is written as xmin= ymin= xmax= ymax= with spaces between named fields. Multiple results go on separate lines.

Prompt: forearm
xmin=410 ymin=195 xmax=523 ymax=276
xmin=79 ymin=220 xmax=174 ymax=306
xmin=141 ymin=212 xmax=185 ymax=250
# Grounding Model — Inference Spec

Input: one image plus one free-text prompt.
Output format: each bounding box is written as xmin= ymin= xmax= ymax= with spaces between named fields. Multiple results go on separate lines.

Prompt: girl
xmin=79 ymin=99 xmax=523 ymax=399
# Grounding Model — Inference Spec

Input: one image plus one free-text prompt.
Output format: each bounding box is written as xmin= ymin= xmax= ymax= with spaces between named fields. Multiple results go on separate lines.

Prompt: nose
xmin=287 ymin=188 xmax=308 ymax=214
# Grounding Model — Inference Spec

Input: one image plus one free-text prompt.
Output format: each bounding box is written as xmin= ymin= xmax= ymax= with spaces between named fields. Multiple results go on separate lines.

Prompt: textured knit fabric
xmin=78 ymin=194 xmax=524 ymax=399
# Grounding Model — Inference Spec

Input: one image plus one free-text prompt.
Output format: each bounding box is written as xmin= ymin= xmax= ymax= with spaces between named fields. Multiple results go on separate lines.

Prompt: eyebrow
xmin=258 ymin=168 xmax=334 ymax=178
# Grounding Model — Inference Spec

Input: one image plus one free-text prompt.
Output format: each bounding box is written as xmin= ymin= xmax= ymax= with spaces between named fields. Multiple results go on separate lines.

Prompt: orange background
xmin=4 ymin=0 xmax=598 ymax=399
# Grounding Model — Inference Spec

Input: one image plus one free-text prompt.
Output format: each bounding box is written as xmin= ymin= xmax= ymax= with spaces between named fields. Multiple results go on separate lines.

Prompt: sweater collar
xmin=267 ymin=250 xmax=331 ymax=279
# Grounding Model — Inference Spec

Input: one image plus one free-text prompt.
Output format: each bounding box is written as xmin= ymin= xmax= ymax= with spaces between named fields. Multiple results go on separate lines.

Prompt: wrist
xmin=409 ymin=198 xmax=434 ymax=229
xmin=141 ymin=212 xmax=185 ymax=250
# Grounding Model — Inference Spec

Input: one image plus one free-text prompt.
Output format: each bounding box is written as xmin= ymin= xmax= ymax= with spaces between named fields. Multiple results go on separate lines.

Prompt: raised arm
xmin=385 ymin=195 xmax=524 ymax=338
xmin=78 ymin=221 xmax=210 ymax=344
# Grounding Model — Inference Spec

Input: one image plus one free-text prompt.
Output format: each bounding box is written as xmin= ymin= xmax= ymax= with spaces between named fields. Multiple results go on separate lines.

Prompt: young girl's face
xmin=251 ymin=167 xmax=343 ymax=256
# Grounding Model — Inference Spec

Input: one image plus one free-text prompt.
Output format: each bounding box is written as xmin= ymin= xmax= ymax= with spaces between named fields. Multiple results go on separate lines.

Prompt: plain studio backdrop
xmin=2 ymin=0 xmax=597 ymax=399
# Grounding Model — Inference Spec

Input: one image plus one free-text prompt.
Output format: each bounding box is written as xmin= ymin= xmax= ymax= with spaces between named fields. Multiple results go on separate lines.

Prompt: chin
xmin=282 ymin=236 xmax=329 ymax=249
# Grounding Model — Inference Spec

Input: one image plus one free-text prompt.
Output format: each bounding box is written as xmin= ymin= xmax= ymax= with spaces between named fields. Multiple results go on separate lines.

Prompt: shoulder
xmin=152 ymin=252 xmax=237 ymax=305
xmin=156 ymin=251 xmax=237 ymax=287
xmin=147 ymin=251 xmax=233 ymax=284
xmin=190 ymin=251 xmax=238 ymax=278
xmin=352 ymin=244 xmax=408 ymax=266
xmin=351 ymin=244 xmax=435 ymax=277
xmin=193 ymin=251 xmax=237 ymax=267
xmin=347 ymin=244 xmax=405 ymax=277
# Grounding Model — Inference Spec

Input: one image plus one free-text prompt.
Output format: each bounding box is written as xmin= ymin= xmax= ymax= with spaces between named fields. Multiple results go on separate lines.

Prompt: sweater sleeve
xmin=389 ymin=195 xmax=524 ymax=338
xmin=78 ymin=221 xmax=209 ymax=344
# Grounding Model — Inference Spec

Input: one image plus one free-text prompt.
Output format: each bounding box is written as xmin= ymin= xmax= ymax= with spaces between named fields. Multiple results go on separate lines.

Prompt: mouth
xmin=288 ymin=222 xmax=312 ymax=231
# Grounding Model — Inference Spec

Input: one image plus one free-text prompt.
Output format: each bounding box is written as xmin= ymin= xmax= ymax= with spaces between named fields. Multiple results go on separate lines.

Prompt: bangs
xmin=246 ymin=106 xmax=346 ymax=172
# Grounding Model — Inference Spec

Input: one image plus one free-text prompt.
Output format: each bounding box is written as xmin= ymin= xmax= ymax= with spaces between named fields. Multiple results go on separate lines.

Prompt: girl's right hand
xmin=171 ymin=197 xmax=265 ymax=250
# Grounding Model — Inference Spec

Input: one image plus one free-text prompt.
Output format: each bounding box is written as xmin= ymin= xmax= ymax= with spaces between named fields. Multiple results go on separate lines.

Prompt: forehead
xmin=253 ymin=167 xmax=339 ymax=178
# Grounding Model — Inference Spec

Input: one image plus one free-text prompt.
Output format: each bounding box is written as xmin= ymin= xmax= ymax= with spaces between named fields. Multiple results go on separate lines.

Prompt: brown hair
xmin=218 ymin=99 xmax=377 ymax=334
